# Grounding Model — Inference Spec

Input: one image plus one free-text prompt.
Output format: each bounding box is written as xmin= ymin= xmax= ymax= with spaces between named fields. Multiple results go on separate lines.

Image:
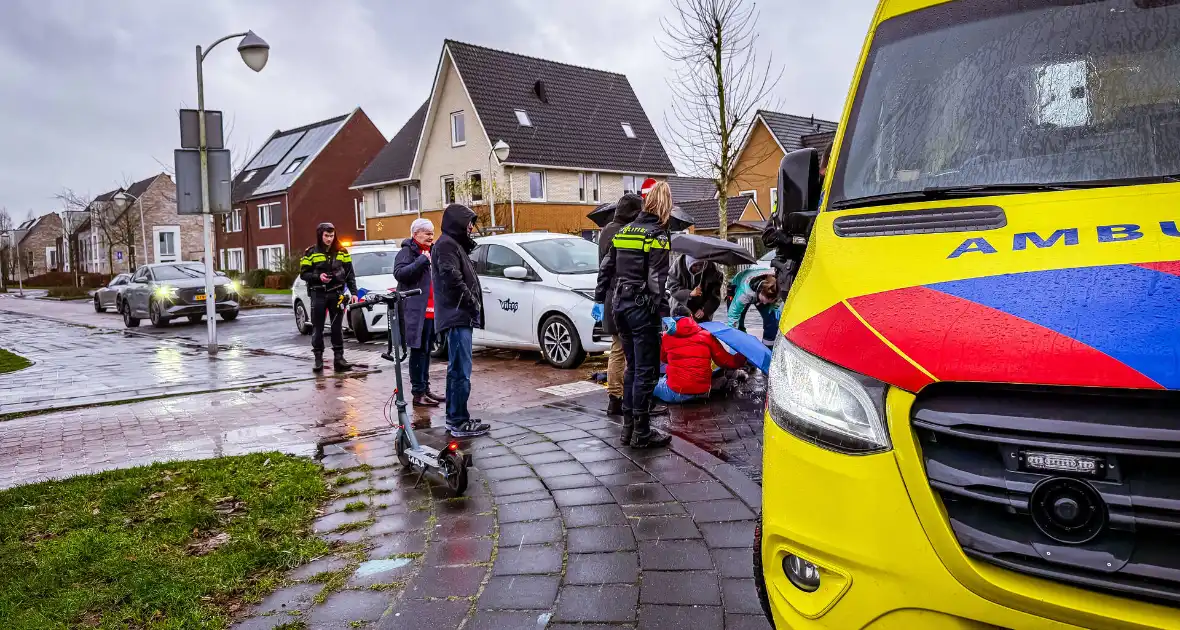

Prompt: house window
xmin=402 ymin=184 xmax=420 ymax=214
xmin=282 ymin=157 xmax=306 ymax=175
xmin=442 ymin=176 xmax=456 ymax=205
xmin=469 ymin=172 xmax=484 ymax=203
xmin=259 ymin=202 xmax=282 ymax=229
xmin=579 ymin=173 xmax=599 ymax=203
xmin=227 ymin=248 xmax=245 ymax=272
xmin=770 ymin=188 xmax=778 ymax=213
xmin=375 ymin=189 xmax=388 ymax=215
xmin=153 ymin=225 xmax=180 ymax=263
xmin=515 ymin=109 xmax=532 ymax=126
xmin=257 ymin=245 xmax=284 ymax=272
xmin=623 ymin=175 xmax=648 ymax=195
xmin=739 ymin=189 xmax=757 ymax=204
xmin=242 ymin=170 xmax=258 ymax=182
xmin=529 ymin=171 xmax=545 ymax=201
xmin=621 ymin=122 xmax=636 ymax=138
xmin=45 ymin=247 xmax=58 ymax=271
xmin=450 ymin=111 xmax=466 ymax=146
xmin=224 ymin=208 xmax=242 ymax=232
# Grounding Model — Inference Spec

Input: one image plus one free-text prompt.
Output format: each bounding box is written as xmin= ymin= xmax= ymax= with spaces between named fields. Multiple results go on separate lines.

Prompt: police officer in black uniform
xmin=300 ymin=222 xmax=358 ymax=373
xmin=595 ymin=181 xmax=675 ymax=449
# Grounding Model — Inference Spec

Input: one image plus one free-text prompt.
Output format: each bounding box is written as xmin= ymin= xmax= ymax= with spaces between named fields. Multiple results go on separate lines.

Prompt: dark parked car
xmin=120 ymin=263 xmax=239 ymax=328
xmin=93 ymin=273 xmax=131 ymax=313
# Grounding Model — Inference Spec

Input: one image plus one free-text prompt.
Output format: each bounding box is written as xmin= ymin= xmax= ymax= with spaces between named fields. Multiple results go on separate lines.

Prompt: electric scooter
xmin=358 ymin=288 xmax=470 ymax=496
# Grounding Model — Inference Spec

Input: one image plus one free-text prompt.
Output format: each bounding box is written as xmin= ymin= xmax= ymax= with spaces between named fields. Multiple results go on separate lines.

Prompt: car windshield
xmin=152 ymin=264 xmax=205 ymax=280
xmin=351 ymin=250 xmax=397 ymax=277
xmin=832 ymin=0 xmax=1180 ymax=207
xmin=520 ymin=238 xmax=599 ymax=274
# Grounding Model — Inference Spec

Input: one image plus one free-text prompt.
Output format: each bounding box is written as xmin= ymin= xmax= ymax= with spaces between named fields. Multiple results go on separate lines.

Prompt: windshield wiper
xmin=831 ymin=184 xmax=1071 ymax=210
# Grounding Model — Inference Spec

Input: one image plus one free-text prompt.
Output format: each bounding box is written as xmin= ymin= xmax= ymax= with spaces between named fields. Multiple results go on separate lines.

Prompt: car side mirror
xmin=504 ymin=266 xmax=529 ymax=280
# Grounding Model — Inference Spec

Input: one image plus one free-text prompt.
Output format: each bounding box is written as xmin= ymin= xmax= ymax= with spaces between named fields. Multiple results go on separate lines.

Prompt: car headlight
xmin=154 ymin=285 xmax=178 ymax=300
xmin=227 ymin=280 xmax=241 ymax=294
xmin=767 ymin=337 xmax=890 ymax=454
xmin=572 ymin=289 xmax=596 ymax=301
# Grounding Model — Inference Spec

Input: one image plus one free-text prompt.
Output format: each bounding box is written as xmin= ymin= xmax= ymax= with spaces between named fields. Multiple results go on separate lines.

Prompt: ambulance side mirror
xmin=777 ymin=148 xmax=821 ymax=219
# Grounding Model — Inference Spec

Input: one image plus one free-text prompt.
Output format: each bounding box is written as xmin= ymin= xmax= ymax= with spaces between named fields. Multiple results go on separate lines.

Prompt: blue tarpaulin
xmin=699 ymin=321 xmax=772 ymax=373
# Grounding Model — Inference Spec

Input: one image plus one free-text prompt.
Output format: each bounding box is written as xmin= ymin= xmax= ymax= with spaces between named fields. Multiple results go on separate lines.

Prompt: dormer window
xmin=282 ymin=157 xmax=306 ymax=175
xmin=515 ymin=109 xmax=532 ymax=127
xmin=242 ymin=169 xmax=258 ymax=182
xmin=621 ymin=123 xmax=636 ymax=138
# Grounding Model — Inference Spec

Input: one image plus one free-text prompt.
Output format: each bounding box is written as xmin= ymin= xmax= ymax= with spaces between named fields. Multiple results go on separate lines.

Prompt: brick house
xmin=728 ymin=110 xmax=838 ymax=216
xmin=73 ymin=173 xmax=197 ymax=275
xmin=352 ymin=40 xmax=676 ymax=241
xmin=218 ymin=108 xmax=386 ymax=272
xmin=17 ymin=212 xmax=64 ymax=277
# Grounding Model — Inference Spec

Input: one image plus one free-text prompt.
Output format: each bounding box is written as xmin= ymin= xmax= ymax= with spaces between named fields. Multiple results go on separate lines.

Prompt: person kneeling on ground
xmin=727 ymin=267 xmax=782 ymax=347
xmin=431 ymin=203 xmax=491 ymax=438
xmin=656 ymin=307 xmax=747 ymax=403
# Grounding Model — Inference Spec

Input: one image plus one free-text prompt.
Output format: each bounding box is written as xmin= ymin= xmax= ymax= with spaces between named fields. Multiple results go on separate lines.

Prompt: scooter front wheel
xmin=395 ymin=430 xmax=412 ymax=468
xmin=439 ymin=452 xmax=468 ymax=497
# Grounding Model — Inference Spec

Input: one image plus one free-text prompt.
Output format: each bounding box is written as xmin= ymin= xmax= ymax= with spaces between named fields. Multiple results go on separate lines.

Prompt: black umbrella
xmin=587 ymin=203 xmax=617 ymax=228
xmin=668 ymin=206 xmax=695 ymax=232
xmin=671 ymin=233 xmax=756 ymax=266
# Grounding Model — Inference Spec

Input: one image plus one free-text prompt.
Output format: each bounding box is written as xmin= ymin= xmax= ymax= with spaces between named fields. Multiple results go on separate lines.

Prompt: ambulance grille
xmin=832 ymin=205 xmax=1006 ymax=237
xmin=911 ymin=383 xmax=1180 ymax=607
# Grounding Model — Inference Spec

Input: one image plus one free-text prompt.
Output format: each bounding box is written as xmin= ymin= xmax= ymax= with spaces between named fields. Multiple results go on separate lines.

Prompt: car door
xmin=479 ymin=244 xmax=538 ymax=347
xmin=129 ymin=267 xmax=152 ymax=315
xmin=109 ymin=274 xmax=130 ymax=307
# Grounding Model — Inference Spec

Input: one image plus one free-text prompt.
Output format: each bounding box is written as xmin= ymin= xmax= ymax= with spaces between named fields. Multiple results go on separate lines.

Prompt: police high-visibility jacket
xmin=595 ymin=210 xmax=672 ymax=318
xmin=299 ymin=245 xmax=358 ymax=295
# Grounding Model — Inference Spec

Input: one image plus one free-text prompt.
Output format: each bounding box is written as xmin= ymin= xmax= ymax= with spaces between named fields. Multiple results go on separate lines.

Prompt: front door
xmin=478 ymin=244 xmax=536 ymax=347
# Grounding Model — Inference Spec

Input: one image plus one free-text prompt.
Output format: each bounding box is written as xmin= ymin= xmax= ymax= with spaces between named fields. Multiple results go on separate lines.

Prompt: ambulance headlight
xmin=767 ymin=338 xmax=890 ymax=454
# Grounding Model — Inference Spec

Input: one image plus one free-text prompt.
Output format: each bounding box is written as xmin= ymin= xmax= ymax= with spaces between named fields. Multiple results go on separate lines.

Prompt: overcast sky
xmin=0 ymin=0 xmax=877 ymax=220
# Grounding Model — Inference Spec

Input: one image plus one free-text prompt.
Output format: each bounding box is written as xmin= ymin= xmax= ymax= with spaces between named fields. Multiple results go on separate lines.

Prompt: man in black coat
xmin=430 ymin=204 xmax=489 ymax=437
xmin=394 ymin=218 xmax=444 ymax=407
xmin=595 ymin=194 xmax=642 ymax=416
xmin=299 ymin=222 xmax=358 ymax=373
xmin=668 ymin=254 xmax=723 ymax=322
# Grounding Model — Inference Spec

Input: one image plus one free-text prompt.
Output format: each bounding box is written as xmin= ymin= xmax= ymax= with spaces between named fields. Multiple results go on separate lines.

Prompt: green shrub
xmin=24 ymin=272 xmax=111 ymax=289
xmin=46 ymin=286 xmax=90 ymax=299
xmin=243 ymin=269 xmax=270 ymax=289
xmin=235 ymin=287 xmax=265 ymax=307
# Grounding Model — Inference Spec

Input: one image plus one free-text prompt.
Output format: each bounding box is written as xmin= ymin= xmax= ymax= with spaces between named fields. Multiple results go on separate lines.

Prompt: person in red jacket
xmin=655 ymin=308 xmax=747 ymax=403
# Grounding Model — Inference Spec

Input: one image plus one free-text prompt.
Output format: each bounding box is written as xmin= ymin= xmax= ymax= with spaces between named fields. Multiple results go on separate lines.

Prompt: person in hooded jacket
xmin=595 ymin=181 xmax=676 ymax=449
xmin=656 ymin=307 xmax=747 ymax=403
xmin=593 ymin=193 xmax=642 ymax=416
xmin=394 ymin=218 xmax=445 ymax=407
xmin=431 ymin=204 xmax=490 ymax=438
xmin=300 ymin=222 xmax=358 ymax=373
xmin=667 ymin=254 xmax=723 ymax=322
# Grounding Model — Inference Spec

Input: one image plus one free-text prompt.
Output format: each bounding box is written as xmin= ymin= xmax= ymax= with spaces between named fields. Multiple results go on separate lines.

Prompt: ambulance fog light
xmin=783 ymin=554 xmax=821 ymax=592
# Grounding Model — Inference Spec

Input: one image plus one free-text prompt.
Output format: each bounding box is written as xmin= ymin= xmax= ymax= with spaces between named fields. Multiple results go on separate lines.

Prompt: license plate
xmin=195 ymin=294 xmax=206 ymax=301
xmin=1024 ymin=451 xmax=1101 ymax=475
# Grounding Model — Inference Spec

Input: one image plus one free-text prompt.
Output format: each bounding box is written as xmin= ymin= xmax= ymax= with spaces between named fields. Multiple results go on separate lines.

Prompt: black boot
xmin=312 ymin=351 xmax=324 ymax=373
xmin=333 ymin=350 xmax=353 ymax=372
xmin=630 ymin=413 xmax=672 ymax=449
xmin=650 ymin=402 xmax=669 ymax=416
xmin=620 ymin=412 xmax=634 ymax=446
xmin=607 ymin=395 xmax=623 ymax=416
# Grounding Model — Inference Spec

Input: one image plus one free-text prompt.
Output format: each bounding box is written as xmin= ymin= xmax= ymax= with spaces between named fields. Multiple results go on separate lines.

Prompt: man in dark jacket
xmin=394 ymin=218 xmax=444 ymax=407
xmin=300 ymin=222 xmax=358 ymax=373
xmin=430 ymin=204 xmax=489 ymax=437
xmin=667 ymin=254 xmax=723 ymax=322
xmin=594 ymin=193 xmax=642 ymax=416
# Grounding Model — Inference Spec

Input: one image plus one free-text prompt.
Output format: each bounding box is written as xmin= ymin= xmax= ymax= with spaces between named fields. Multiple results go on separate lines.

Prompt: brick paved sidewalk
xmin=232 ymin=404 xmax=769 ymax=630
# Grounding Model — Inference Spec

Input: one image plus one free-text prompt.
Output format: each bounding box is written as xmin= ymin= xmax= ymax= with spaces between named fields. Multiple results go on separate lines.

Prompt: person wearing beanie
xmin=430 ymin=204 xmax=490 ymax=438
xmin=394 ymin=218 xmax=445 ymax=407
xmin=299 ymin=222 xmax=358 ymax=373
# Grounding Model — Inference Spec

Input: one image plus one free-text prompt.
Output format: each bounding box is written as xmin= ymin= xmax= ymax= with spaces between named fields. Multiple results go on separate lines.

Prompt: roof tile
xmin=352 ymin=100 xmax=429 ymax=188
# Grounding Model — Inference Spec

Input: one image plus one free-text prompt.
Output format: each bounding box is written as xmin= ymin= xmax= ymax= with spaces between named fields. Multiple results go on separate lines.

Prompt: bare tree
xmin=661 ymin=0 xmax=781 ymax=242
xmin=0 ymin=207 xmax=11 ymax=289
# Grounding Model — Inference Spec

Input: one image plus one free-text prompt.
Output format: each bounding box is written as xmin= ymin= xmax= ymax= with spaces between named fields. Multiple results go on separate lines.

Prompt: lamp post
xmin=195 ymin=30 xmax=269 ymax=355
xmin=113 ymin=190 xmax=147 ymax=270
xmin=487 ymin=140 xmax=509 ymax=229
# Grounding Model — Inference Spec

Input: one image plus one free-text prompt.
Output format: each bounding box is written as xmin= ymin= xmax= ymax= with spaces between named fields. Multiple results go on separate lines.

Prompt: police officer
xmin=594 ymin=181 xmax=675 ymax=449
xmin=300 ymin=222 xmax=358 ymax=373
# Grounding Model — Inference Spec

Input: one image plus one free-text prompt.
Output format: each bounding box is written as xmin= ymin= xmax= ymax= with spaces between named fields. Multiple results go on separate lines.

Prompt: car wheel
xmin=187 ymin=314 xmax=203 ymax=324
xmin=93 ymin=295 xmax=105 ymax=313
xmin=149 ymin=299 xmax=170 ymax=328
xmin=122 ymin=301 xmax=140 ymax=328
xmin=350 ymin=308 xmax=372 ymax=343
xmin=294 ymin=300 xmax=312 ymax=335
xmin=430 ymin=332 xmax=448 ymax=359
xmin=541 ymin=314 xmax=585 ymax=369
xmin=220 ymin=309 xmax=239 ymax=322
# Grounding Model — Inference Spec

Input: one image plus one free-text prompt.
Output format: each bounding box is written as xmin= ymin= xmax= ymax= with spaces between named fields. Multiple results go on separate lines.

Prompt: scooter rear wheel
xmin=439 ymin=452 xmax=468 ymax=497
xmin=395 ymin=431 xmax=412 ymax=468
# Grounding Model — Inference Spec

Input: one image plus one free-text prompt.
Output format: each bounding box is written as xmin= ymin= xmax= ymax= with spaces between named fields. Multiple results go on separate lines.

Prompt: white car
xmin=455 ymin=232 xmax=609 ymax=368
xmin=292 ymin=240 xmax=401 ymax=343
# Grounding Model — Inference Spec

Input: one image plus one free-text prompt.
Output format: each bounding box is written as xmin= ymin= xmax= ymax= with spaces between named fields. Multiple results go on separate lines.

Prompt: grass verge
xmin=249 ymin=288 xmax=292 ymax=295
xmin=0 ymin=348 xmax=31 ymax=374
xmin=0 ymin=453 xmax=329 ymax=629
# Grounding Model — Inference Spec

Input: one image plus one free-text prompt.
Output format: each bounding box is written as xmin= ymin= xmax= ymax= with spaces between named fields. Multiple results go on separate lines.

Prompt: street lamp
xmin=113 ymin=190 xmax=147 ymax=270
xmin=487 ymin=140 xmax=509 ymax=229
xmin=195 ymin=30 xmax=270 ymax=355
